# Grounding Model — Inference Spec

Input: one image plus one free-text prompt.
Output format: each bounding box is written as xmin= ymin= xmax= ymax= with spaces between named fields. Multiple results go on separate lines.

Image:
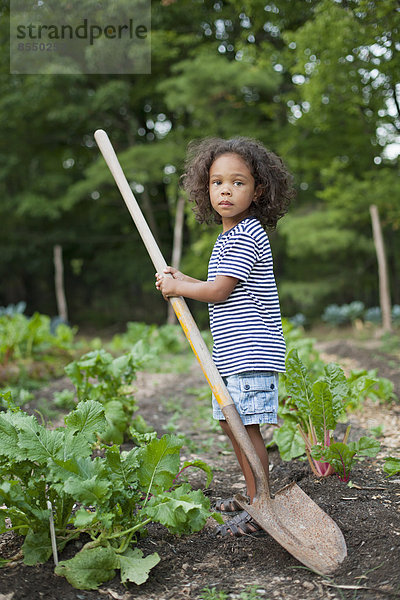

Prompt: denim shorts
xmin=212 ymin=371 xmax=279 ymax=426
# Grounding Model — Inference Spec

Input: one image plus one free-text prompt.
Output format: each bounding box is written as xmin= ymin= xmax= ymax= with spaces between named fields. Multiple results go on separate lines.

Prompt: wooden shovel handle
xmin=94 ymin=129 xmax=270 ymax=499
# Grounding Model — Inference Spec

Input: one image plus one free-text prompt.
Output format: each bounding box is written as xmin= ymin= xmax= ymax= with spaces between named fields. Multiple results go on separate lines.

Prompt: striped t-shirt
xmin=207 ymin=217 xmax=286 ymax=376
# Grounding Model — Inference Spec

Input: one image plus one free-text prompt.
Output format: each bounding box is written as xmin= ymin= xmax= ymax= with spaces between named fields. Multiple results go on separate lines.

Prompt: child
xmin=155 ymin=137 xmax=293 ymax=536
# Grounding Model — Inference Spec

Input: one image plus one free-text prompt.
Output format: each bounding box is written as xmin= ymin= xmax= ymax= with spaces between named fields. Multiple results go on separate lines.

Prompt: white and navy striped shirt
xmin=207 ymin=217 xmax=286 ymax=376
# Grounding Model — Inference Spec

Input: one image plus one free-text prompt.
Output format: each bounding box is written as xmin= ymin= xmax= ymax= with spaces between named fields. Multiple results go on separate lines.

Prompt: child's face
xmin=209 ymin=153 xmax=257 ymax=232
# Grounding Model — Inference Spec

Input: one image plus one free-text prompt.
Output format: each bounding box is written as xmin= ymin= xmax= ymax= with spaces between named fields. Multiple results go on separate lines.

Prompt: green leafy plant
xmin=383 ymin=457 xmax=400 ymax=477
xmin=0 ymin=312 xmax=77 ymax=387
xmin=0 ymin=393 xmax=217 ymax=590
xmin=110 ymin=321 xmax=186 ymax=357
xmin=199 ymin=588 xmax=229 ymax=600
xmin=110 ymin=322 xmax=193 ymax=373
xmin=311 ymin=438 xmax=381 ymax=483
xmin=0 ymin=312 xmax=75 ymax=364
xmin=199 ymin=586 xmax=267 ymax=600
xmin=275 ymin=349 xmax=380 ymax=480
xmin=64 ymin=345 xmax=148 ymax=444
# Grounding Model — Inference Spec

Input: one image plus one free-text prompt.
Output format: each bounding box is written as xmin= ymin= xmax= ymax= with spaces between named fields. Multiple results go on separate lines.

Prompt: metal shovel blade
xmin=234 ymin=484 xmax=347 ymax=575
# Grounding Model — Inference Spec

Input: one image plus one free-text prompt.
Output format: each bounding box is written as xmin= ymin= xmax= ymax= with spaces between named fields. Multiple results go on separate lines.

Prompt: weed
xmin=369 ymin=424 xmax=384 ymax=438
xmin=198 ymin=586 xmax=270 ymax=600
xmin=239 ymin=585 xmax=269 ymax=599
xmin=199 ymin=587 xmax=228 ymax=600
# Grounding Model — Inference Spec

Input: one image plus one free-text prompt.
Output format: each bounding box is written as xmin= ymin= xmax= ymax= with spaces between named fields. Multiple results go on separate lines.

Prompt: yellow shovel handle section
xmin=169 ymin=295 xmax=233 ymax=408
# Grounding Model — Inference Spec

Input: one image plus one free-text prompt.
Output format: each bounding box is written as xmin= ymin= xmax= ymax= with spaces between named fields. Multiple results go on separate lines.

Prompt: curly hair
xmin=181 ymin=137 xmax=294 ymax=230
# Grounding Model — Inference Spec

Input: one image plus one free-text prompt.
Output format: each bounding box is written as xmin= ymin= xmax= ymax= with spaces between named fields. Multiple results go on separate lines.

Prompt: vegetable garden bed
xmin=1 ymin=333 xmax=399 ymax=600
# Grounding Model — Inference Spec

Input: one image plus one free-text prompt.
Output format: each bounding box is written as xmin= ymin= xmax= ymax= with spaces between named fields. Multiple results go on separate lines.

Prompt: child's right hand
xmin=155 ymin=267 xmax=185 ymax=288
xmin=163 ymin=267 xmax=186 ymax=280
xmin=155 ymin=267 xmax=186 ymax=298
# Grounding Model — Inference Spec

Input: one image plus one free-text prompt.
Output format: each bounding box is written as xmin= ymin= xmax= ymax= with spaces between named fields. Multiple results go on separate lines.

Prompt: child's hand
xmin=160 ymin=267 xmax=185 ymax=280
xmin=155 ymin=267 xmax=184 ymax=300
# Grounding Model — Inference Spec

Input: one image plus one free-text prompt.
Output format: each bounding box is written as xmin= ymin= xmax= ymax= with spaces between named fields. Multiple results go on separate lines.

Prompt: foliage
xmin=364 ymin=307 xmax=382 ymax=325
xmin=199 ymin=585 xmax=265 ymax=600
xmin=0 ymin=312 xmax=75 ymax=365
xmin=0 ymin=393 xmax=217 ymax=590
xmin=322 ymin=303 xmax=400 ymax=327
xmin=0 ymin=302 xmax=26 ymax=316
xmin=288 ymin=313 xmax=307 ymax=327
xmin=110 ymin=321 xmax=193 ymax=373
xmin=0 ymin=312 xmax=77 ymax=387
xmin=64 ymin=344 xmax=149 ymax=444
xmin=110 ymin=321 xmax=186 ymax=357
xmin=275 ymin=349 xmax=380 ymax=480
xmin=282 ymin=318 xmax=324 ymax=373
xmin=322 ymin=302 xmax=365 ymax=326
xmin=383 ymin=457 xmax=400 ymax=478
xmin=1 ymin=1 xmax=399 ymax=324
xmin=346 ymin=368 xmax=397 ymax=407
xmin=311 ymin=437 xmax=380 ymax=483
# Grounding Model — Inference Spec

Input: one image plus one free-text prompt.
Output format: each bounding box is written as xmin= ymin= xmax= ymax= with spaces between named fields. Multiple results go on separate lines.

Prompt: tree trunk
xmin=53 ymin=244 xmax=68 ymax=322
xmin=369 ymin=204 xmax=392 ymax=332
xmin=167 ymin=196 xmax=185 ymax=324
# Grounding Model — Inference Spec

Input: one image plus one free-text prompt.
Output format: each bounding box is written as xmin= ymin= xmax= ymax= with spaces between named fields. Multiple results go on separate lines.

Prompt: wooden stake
xmin=53 ymin=244 xmax=68 ymax=323
xmin=47 ymin=500 xmax=59 ymax=566
xmin=369 ymin=204 xmax=392 ymax=332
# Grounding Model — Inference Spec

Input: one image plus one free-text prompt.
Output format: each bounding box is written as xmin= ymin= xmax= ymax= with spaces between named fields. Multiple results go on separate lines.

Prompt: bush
xmin=322 ymin=302 xmax=400 ymax=327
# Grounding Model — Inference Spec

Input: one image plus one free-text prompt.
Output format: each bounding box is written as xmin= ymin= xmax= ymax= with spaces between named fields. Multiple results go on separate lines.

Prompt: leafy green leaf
xmin=285 ymin=349 xmax=314 ymax=417
xmin=18 ymin=419 xmax=64 ymax=464
xmin=72 ymin=507 xmax=98 ymax=528
xmin=59 ymin=429 xmax=94 ymax=463
xmin=0 ymin=413 xmax=19 ymax=457
xmin=272 ymin=422 xmax=305 ymax=461
xmin=130 ymin=414 xmax=154 ymax=435
xmin=64 ymin=474 xmax=111 ymax=505
xmin=311 ymin=380 xmax=335 ymax=442
xmin=145 ymin=484 xmax=212 ymax=534
xmin=105 ymin=445 xmax=139 ymax=486
xmin=323 ymin=362 xmax=349 ymax=418
xmin=118 ymin=548 xmax=160 ymax=585
xmin=180 ymin=459 xmax=213 ymax=488
xmin=55 ymin=545 xmax=118 ymax=590
xmin=137 ymin=434 xmax=182 ymax=494
xmin=383 ymin=457 xmax=400 ymax=477
xmin=103 ymin=400 xmax=127 ymax=444
xmin=351 ymin=437 xmax=380 ymax=457
xmin=22 ymin=529 xmax=52 ymax=566
xmin=64 ymin=361 xmax=83 ymax=387
xmin=312 ymin=442 xmax=356 ymax=482
xmin=64 ymin=400 xmax=107 ymax=441
xmin=74 ymin=349 xmax=113 ymax=370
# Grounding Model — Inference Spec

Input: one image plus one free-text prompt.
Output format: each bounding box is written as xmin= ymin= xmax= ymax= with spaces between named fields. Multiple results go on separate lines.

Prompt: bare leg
xmin=219 ymin=420 xmax=270 ymax=502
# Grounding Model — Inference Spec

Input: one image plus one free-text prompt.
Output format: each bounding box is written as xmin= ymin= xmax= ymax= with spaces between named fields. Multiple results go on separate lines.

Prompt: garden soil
xmin=1 ymin=338 xmax=399 ymax=600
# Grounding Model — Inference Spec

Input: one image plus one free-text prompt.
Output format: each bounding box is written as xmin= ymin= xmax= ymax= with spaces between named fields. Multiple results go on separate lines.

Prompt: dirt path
xmin=1 ymin=342 xmax=399 ymax=600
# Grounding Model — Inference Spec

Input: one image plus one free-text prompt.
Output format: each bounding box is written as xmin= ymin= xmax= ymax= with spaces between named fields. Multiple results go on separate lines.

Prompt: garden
xmin=1 ymin=1 xmax=400 ymax=598
xmin=0 ymin=310 xmax=399 ymax=600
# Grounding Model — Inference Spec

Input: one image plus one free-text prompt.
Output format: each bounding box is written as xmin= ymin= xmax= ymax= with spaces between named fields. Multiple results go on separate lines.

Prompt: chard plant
xmin=0 ymin=392 xmax=217 ymax=590
xmin=273 ymin=349 xmax=380 ymax=480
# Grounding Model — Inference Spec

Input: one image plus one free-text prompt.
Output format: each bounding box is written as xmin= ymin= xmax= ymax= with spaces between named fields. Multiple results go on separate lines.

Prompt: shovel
xmin=94 ymin=129 xmax=347 ymax=575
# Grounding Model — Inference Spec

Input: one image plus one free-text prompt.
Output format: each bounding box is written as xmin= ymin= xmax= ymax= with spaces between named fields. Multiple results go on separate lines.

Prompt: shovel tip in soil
xmin=235 ymin=487 xmax=347 ymax=575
